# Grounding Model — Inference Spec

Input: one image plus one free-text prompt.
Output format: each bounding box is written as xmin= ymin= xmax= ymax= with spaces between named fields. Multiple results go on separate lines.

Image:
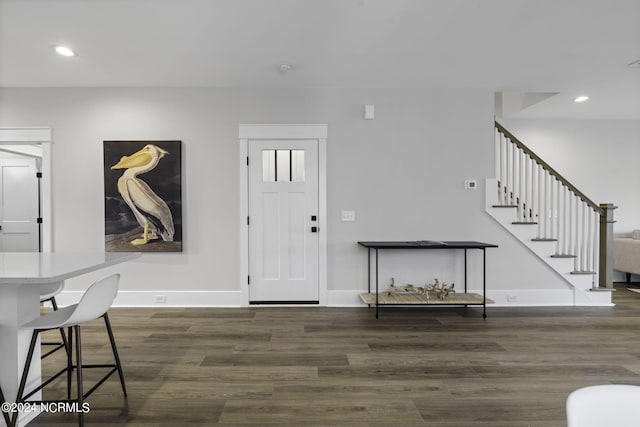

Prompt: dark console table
xmin=358 ymin=241 xmax=498 ymax=318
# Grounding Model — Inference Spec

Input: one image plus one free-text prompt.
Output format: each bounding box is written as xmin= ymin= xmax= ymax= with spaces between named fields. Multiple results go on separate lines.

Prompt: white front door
xmin=248 ymin=139 xmax=319 ymax=303
xmin=0 ymin=158 xmax=40 ymax=251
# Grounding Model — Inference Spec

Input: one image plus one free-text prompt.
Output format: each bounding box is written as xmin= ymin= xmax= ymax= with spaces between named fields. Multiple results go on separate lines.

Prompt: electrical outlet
xmin=507 ymin=295 xmax=518 ymax=303
xmin=155 ymin=295 xmax=167 ymax=304
xmin=341 ymin=210 xmax=356 ymax=222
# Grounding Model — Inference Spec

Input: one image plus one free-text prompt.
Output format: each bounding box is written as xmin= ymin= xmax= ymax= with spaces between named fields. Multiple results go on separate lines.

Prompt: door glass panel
xmin=262 ymin=150 xmax=276 ymax=182
xmin=276 ymin=150 xmax=291 ymax=182
xmin=291 ymin=150 xmax=305 ymax=182
xmin=262 ymin=150 xmax=305 ymax=182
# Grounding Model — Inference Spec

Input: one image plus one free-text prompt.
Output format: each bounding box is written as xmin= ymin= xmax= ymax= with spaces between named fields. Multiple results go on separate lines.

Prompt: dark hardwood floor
xmin=28 ymin=284 xmax=640 ymax=426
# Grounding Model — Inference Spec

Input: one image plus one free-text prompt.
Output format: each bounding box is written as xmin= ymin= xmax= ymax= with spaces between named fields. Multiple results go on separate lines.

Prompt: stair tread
xmin=551 ymin=254 xmax=577 ymax=258
xmin=492 ymin=205 xmax=518 ymax=208
xmin=532 ymin=238 xmax=558 ymax=242
xmin=571 ymin=270 xmax=596 ymax=275
xmin=512 ymin=221 xmax=538 ymax=225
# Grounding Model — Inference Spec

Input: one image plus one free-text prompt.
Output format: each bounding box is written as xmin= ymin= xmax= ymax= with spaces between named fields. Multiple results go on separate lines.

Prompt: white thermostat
xmin=465 ymin=179 xmax=477 ymax=190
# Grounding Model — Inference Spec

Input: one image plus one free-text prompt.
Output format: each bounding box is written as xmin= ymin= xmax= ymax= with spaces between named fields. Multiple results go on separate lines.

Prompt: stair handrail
xmin=495 ymin=122 xmax=604 ymax=216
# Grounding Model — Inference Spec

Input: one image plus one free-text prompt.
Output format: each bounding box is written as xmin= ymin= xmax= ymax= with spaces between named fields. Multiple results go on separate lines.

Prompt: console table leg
xmin=483 ymin=248 xmax=487 ymax=318
xmin=464 ymin=249 xmax=468 ymax=308
xmin=464 ymin=249 xmax=468 ymax=293
xmin=367 ymin=248 xmax=371 ymax=294
xmin=375 ymin=249 xmax=379 ymax=319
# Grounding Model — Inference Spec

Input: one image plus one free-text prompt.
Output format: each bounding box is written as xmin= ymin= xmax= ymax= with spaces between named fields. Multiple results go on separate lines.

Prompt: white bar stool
xmin=567 ymin=384 xmax=640 ymax=427
xmin=10 ymin=274 xmax=127 ymax=427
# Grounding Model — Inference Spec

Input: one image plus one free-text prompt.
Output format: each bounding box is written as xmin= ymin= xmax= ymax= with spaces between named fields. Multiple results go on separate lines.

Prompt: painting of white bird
xmin=104 ymin=141 xmax=182 ymax=252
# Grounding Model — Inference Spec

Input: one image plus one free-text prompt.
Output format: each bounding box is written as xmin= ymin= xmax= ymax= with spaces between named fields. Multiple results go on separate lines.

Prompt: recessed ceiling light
xmin=278 ymin=63 xmax=293 ymax=73
xmin=573 ymin=95 xmax=589 ymax=103
xmin=54 ymin=45 xmax=75 ymax=57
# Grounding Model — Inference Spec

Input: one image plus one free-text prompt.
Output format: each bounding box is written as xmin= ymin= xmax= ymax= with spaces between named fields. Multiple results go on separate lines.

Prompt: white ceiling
xmin=1 ymin=0 xmax=639 ymax=119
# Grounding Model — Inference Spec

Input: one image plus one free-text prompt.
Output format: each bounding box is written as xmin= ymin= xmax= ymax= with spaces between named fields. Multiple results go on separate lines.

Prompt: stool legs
xmin=12 ymin=316 xmax=126 ymax=427
xmin=1 ymin=386 xmax=10 ymax=426
xmin=74 ymin=325 xmax=84 ymax=427
xmin=67 ymin=326 xmax=73 ymax=400
xmin=103 ymin=313 xmax=127 ymax=397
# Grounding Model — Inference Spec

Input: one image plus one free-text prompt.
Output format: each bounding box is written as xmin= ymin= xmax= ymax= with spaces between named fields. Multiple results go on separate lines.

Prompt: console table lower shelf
xmin=360 ymin=292 xmax=494 ymax=308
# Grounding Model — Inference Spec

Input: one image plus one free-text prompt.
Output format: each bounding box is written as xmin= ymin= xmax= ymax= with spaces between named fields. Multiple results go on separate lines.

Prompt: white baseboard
xmin=54 ymin=288 xmax=613 ymax=308
xmin=488 ymin=289 xmax=613 ymax=307
xmin=57 ymin=290 xmax=366 ymax=308
xmin=56 ymin=290 xmax=244 ymax=307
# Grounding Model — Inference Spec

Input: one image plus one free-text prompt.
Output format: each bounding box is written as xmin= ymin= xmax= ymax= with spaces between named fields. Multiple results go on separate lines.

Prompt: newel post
xmin=599 ymin=203 xmax=617 ymax=289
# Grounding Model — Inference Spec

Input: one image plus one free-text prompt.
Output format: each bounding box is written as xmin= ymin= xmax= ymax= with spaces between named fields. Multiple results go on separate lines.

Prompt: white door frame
xmin=0 ymin=127 xmax=52 ymax=252
xmin=239 ymin=124 xmax=327 ymax=307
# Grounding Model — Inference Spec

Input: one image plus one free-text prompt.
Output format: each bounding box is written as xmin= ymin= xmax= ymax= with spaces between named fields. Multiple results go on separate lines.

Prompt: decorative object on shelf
xmin=104 ymin=141 xmax=183 ymax=252
xmin=427 ymin=279 xmax=455 ymax=300
xmin=384 ymin=277 xmax=455 ymax=300
xmin=385 ymin=278 xmax=422 ymax=296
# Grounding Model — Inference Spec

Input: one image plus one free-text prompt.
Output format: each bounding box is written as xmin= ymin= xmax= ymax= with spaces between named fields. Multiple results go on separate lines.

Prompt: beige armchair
xmin=614 ymin=236 xmax=640 ymax=284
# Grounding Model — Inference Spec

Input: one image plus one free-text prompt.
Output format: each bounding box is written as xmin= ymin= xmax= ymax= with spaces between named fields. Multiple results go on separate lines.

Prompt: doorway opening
xmin=0 ymin=128 xmax=52 ymax=252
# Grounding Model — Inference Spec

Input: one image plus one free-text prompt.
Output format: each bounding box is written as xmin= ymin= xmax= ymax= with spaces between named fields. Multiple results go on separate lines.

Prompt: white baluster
xmin=530 ymin=157 xmax=536 ymax=225
xmin=564 ymin=187 xmax=570 ymax=255
xmin=536 ymin=163 xmax=542 ymax=236
xmin=556 ymin=180 xmax=564 ymax=254
xmin=544 ymin=171 xmax=550 ymax=239
xmin=587 ymin=204 xmax=593 ymax=272
xmin=548 ymin=175 xmax=558 ymax=244
xmin=593 ymin=208 xmax=600 ymax=284
xmin=519 ymin=148 xmax=524 ymax=220
xmin=570 ymin=194 xmax=576 ymax=271
xmin=536 ymin=164 xmax=541 ymax=235
xmin=555 ymin=180 xmax=561 ymax=254
xmin=495 ymin=129 xmax=500 ymax=180
xmin=497 ymin=132 xmax=502 ymax=203
xmin=569 ymin=194 xmax=575 ymax=263
xmin=502 ymin=134 xmax=508 ymax=205
xmin=580 ymin=200 xmax=585 ymax=271
xmin=511 ymin=143 xmax=516 ymax=209
xmin=522 ymin=152 xmax=531 ymax=222
xmin=576 ymin=200 xmax=582 ymax=272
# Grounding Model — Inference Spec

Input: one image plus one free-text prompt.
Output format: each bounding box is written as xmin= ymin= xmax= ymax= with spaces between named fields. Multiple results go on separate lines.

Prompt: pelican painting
xmin=104 ymin=141 xmax=182 ymax=252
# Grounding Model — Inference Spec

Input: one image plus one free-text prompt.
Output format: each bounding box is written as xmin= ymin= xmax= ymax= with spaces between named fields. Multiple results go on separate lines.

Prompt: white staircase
xmin=486 ymin=123 xmax=613 ymax=306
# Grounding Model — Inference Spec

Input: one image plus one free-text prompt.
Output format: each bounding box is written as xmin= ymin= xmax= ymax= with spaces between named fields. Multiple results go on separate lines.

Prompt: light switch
xmin=465 ymin=179 xmax=477 ymax=190
xmin=364 ymin=104 xmax=375 ymax=120
xmin=341 ymin=210 xmax=356 ymax=222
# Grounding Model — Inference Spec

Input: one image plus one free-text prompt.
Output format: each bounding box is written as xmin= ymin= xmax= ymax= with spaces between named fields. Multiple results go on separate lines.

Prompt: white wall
xmin=0 ymin=87 xmax=571 ymax=306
